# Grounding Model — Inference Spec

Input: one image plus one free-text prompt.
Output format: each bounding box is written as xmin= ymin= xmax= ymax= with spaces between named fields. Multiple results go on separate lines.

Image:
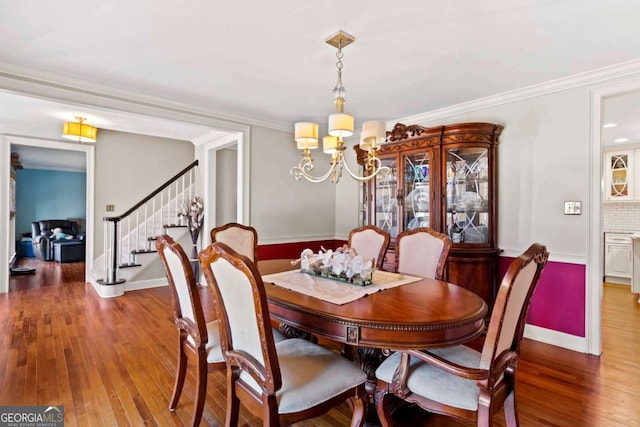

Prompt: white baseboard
xmin=524 ymin=324 xmax=587 ymax=353
xmin=603 ymin=276 xmax=631 ymax=285
xmin=87 ymin=278 xmax=125 ymax=298
xmin=87 ymin=275 xmax=167 ymax=297
xmin=124 ymin=278 xmax=168 ymax=292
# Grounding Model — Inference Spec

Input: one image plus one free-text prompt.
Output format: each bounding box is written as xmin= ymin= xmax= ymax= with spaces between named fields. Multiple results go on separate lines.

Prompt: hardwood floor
xmin=3 ymin=260 xmax=640 ymax=426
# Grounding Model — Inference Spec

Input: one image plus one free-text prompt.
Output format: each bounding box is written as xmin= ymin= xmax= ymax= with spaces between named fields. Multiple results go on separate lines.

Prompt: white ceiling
xmin=2 ymin=0 xmax=640 ymax=168
xmin=602 ymin=91 xmax=640 ymax=147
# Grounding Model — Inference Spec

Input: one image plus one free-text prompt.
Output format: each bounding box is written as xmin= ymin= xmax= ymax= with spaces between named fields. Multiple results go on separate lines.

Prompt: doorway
xmin=200 ymin=128 xmax=250 ymax=240
xmin=589 ymin=79 xmax=640 ymax=355
xmin=2 ymin=136 xmax=94 ymax=293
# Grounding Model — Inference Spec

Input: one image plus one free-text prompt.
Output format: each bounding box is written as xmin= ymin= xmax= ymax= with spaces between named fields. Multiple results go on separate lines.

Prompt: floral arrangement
xmin=179 ymin=196 xmax=204 ymax=236
xmin=294 ymin=245 xmax=375 ymax=286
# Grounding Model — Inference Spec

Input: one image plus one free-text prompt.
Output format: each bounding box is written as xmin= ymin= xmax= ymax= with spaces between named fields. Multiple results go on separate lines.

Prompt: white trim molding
xmin=0 ymin=135 xmax=94 ymax=293
xmin=500 ymin=248 xmax=586 ymax=265
xmin=524 ymin=324 xmax=587 ymax=353
xmin=124 ymin=278 xmax=169 ymax=293
xmin=587 ymin=78 xmax=640 ymax=356
xmin=0 ymin=65 xmax=290 ymax=133
xmin=393 ymin=59 xmax=640 ymax=127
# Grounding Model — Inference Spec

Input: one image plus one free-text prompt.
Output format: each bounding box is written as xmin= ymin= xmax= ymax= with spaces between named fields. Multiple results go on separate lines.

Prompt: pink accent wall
xmin=259 ymin=241 xmax=587 ymax=338
xmin=499 ymin=257 xmax=585 ymax=337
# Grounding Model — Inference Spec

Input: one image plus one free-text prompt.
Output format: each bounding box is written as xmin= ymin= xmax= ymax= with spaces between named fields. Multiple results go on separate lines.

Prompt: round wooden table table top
xmin=260 ymin=260 xmax=488 ymax=350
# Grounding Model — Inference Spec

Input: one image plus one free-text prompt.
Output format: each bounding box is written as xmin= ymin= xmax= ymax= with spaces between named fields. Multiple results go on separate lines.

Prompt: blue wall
xmin=15 ymin=169 xmax=86 ymax=236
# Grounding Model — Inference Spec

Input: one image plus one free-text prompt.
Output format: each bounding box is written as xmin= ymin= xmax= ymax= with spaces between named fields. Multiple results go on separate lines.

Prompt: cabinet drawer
xmin=605 ymin=233 xmax=632 ymax=244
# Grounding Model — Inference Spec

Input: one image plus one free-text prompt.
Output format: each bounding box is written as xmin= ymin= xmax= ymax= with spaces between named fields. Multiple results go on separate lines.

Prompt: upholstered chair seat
xmin=241 ymin=338 xmax=368 ymax=415
xmin=376 ymin=346 xmax=482 ymax=411
xmin=183 ymin=320 xmax=224 ymax=364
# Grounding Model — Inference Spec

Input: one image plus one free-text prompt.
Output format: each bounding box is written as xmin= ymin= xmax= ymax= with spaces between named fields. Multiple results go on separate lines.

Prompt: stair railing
xmin=99 ymin=160 xmax=199 ymax=285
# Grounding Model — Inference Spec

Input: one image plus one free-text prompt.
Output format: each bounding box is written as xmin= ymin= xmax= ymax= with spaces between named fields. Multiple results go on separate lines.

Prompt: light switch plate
xmin=106 ymin=204 xmax=115 ymax=212
xmin=564 ymin=201 xmax=581 ymax=215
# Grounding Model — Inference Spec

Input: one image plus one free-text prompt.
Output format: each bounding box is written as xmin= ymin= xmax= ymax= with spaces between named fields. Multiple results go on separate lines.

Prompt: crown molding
xmin=0 ymin=62 xmax=291 ymax=133
xmin=392 ymin=58 xmax=640 ymax=126
xmin=191 ymin=130 xmax=238 ymax=147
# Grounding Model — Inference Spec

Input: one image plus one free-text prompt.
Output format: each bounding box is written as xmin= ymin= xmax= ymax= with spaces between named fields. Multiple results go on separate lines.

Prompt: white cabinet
xmin=604 ymin=233 xmax=632 ymax=283
xmin=604 ymin=151 xmax=634 ymax=201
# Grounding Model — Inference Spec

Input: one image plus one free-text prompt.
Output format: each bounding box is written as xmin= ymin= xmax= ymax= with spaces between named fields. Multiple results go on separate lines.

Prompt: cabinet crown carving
xmin=355 ymin=122 xmax=503 ymax=163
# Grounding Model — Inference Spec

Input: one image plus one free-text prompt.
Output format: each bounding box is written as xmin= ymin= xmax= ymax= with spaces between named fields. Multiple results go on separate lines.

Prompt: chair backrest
xmin=395 ymin=227 xmax=451 ymax=279
xmin=480 ymin=243 xmax=548 ymax=372
xmin=199 ymin=242 xmax=282 ymax=394
xmin=210 ymin=223 xmax=258 ymax=262
xmin=348 ymin=225 xmax=391 ymax=269
xmin=156 ymin=234 xmax=208 ymax=347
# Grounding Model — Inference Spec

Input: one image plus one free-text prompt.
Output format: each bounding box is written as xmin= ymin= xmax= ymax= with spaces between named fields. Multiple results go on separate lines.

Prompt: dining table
xmin=258 ymin=259 xmax=488 ymax=423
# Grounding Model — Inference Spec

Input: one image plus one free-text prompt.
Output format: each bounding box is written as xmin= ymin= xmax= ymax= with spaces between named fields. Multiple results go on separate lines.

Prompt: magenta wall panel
xmin=498 ymin=257 xmax=586 ymax=337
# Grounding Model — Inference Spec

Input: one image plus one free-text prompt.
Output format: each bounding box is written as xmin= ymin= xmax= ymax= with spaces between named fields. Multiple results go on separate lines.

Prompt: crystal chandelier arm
xmin=290 ymin=155 xmax=339 ymax=183
xmin=341 ymin=150 xmax=391 ymax=182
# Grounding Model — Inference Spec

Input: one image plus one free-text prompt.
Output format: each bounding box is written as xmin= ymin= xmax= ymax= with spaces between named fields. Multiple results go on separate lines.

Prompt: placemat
xmin=262 ymin=269 xmax=422 ymax=305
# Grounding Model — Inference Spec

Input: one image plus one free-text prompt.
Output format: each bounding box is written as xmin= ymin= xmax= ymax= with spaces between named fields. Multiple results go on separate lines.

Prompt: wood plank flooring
xmin=3 ymin=259 xmax=640 ymax=426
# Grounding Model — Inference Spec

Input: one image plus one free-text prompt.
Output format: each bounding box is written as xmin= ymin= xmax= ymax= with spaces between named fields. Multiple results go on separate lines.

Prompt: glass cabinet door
xmin=374 ymin=157 xmax=399 ymax=239
xmin=445 ymin=147 xmax=490 ymax=244
xmin=605 ymin=151 xmax=633 ymax=200
xmin=403 ymin=151 xmax=430 ymax=230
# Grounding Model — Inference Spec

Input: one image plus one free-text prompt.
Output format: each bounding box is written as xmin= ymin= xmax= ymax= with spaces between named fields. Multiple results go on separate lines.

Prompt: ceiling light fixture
xmin=290 ymin=30 xmax=390 ymax=183
xmin=603 ymin=123 xmax=618 ymax=128
xmin=62 ymin=116 xmax=98 ymax=143
xmin=614 ymin=137 xmax=629 ymax=143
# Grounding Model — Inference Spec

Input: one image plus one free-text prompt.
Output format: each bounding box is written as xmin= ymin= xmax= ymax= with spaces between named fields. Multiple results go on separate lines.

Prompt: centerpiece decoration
xmin=178 ymin=195 xmax=204 ymax=279
xmin=294 ymin=245 xmax=375 ymax=286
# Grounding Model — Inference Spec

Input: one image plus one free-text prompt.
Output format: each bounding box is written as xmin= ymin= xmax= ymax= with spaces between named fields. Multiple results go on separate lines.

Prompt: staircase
xmin=91 ymin=161 xmax=199 ymax=297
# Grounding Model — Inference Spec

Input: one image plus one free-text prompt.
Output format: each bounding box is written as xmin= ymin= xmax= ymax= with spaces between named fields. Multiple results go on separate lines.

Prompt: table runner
xmin=261 ymin=269 xmax=423 ymax=305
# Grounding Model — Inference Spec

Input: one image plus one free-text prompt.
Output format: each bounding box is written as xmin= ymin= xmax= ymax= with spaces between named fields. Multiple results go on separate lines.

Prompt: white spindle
xmin=144 ymin=203 xmax=148 ymax=242
xmin=152 ymin=198 xmax=156 ymax=236
xmin=103 ymin=221 xmax=108 ymax=280
xmin=118 ymin=222 xmax=123 ymax=266
xmin=127 ymin=217 xmax=132 ymax=264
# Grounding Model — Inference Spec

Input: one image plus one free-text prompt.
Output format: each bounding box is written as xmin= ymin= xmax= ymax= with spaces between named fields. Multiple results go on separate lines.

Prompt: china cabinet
xmin=356 ymin=122 xmax=502 ymax=310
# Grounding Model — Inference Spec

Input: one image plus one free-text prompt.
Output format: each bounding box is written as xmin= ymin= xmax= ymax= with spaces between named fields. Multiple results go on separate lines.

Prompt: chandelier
xmin=290 ymin=30 xmax=390 ymax=183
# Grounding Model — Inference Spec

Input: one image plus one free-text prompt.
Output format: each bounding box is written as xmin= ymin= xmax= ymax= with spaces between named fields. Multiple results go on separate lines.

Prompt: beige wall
xmin=335 ymin=87 xmax=592 ymax=260
xmin=417 ymin=87 xmax=589 ymax=259
xmin=93 ymin=129 xmax=194 ymax=256
xmin=250 ymin=126 xmax=336 ymax=244
xmin=216 ymin=147 xmax=237 ymax=225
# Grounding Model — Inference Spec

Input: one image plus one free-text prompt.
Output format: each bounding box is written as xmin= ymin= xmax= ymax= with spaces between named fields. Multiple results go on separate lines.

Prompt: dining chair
xmin=210 ymin=222 xmax=258 ymax=262
xmin=375 ymin=243 xmax=549 ymax=427
xmin=210 ymin=222 xmax=287 ymax=343
xmin=200 ymin=242 xmax=368 ymax=427
xmin=395 ymin=227 xmax=452 ymax=279
xmin=348 ymin=225 xmax=391 ymax=269
xmin=155 ymin=234 xmax=226 ymax=427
